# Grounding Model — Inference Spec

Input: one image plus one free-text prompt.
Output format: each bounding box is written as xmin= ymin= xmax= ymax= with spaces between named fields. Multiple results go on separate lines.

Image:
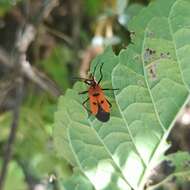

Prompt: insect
xmin=76 ymin=62 xmax=118 ymax=122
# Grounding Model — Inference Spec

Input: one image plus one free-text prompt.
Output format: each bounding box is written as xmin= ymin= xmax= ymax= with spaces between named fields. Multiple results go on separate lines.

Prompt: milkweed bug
xmin=76 ymin=62 xmax=118 ymax=122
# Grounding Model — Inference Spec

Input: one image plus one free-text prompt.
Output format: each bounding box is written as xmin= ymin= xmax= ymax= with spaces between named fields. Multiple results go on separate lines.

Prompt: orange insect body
xmin=77 ymin=62 xmax=118 ymax=122
xmin=88 ymin=84 xmax=110 ymax=122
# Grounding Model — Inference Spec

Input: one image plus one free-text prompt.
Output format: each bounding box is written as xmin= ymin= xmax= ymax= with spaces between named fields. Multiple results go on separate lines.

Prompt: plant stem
xmin=0 ymin=79 xmax=23 ymax=190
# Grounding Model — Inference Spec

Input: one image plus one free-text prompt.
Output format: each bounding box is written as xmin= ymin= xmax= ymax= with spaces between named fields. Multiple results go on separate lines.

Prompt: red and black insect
xmin=77 ymin=62 xmax=118 ymax=122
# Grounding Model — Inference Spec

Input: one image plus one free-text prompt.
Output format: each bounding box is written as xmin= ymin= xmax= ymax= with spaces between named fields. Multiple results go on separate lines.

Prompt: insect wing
xmin=89 ymin=95 xmax=110 ymax=122
xmin=97 ymin=96 xmax=110 ymax=113
xmin=95 ymin=96 xmax=110 ymax=122
xmin=89 ymin=95 xmax=98 ymax=115
xmin=96 ymin=103 xmax=110 ymax=122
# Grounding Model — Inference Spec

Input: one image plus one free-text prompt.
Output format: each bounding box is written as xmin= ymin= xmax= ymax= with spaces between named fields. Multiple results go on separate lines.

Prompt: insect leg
xmin=79 ymin=90 xmax=88 ymax=95
xmin=82 ymin=98 xmax=91 ymax=113
xmin=102 ymin=88 xmax=119 ymax=91
xmin=98 ymin=62 xmax=104 ymax=84
xmin=106 ymin=98 xmax=112 ymax=108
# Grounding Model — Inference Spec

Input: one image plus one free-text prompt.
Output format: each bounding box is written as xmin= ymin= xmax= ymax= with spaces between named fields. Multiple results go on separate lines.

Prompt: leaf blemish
xmin=144 ymin=48 xmax=156 ymax=63
xmin=184 ymin=160 xmax=190 ymax=168
xmin=147 ymin=31 xmax=154 ymax=38
xmin=147 ymin=63 xmax=157 ymax=80
xmin=160 ymin=52 xmax=171 ymax=59
xmin=134 ymin=55 xmax=140 ymax=60
xmin=130 ymin=31 xmax=136 ymax=40
xmin=137 ymin=80 xmax=145 ymax=87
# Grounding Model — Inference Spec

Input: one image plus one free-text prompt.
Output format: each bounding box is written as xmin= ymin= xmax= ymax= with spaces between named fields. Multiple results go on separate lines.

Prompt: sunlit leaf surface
xmin=54 ymin=0 xmax=190 ymax=189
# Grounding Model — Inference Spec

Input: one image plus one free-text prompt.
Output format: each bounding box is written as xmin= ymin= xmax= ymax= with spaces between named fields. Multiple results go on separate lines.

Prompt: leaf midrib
xmin=66 ymin=102 xmax=134 ymax=189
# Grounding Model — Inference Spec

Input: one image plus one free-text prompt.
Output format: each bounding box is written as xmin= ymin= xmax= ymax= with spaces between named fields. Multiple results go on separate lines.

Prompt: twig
xmin=0 ymin=78 xmax=23 ymax=190
xmin=0 ymin=1 xmax=62 ymax=188
xmin=0 ymin=48 xmax=12 ymax=68
xmin=0 ymin=27 xmax=26 ymax=189
xmin=42 ymin=0 xmax=59 ymax=19
xmin=16 ymin=24 xmax=61 ymax=96
xmin=44 ymin=25 xmax=73 ymax=46
xmin=0 ymin=32 xmax=62 ymax=97
xmin=21 ymin=59 xmax=61 ymax=97
xmin=70 ymin=0 xmax=82 ymax=75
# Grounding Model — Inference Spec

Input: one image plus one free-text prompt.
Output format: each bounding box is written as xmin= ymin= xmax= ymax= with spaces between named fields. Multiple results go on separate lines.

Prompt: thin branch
xmin=70 ymin=0 xmax=82 ymax=75
xmin=0 ymin=46 xmax=62 ymax=97
xmin=0 ymin=48 xmax=12 ymax=68
xmin=42 ymin=0 xmax=59 ymax=19
xmin=0 ymin=1 xmax=62 ymax=189
xmin=21 ymin=59 xmax=61 ymax=97
xmin=0 ymin=79 xmax=23 ymax=190
xmin=44 ymin=25 xmax=73 ymax=46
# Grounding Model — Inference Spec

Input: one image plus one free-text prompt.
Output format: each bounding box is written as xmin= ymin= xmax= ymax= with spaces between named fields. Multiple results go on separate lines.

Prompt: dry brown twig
xmin=0 ymin=1 xmax=60 ymax=189
xmin=0 ymin=24 xmax=61 ymax=97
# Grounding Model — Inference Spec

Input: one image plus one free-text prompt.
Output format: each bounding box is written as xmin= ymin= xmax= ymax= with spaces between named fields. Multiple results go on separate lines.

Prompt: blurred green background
xmin=0 ymin=0 xmax=189 ymax=190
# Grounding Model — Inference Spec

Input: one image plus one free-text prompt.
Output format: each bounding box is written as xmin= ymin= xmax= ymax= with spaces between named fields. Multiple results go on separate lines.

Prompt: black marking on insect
xmin=96 ymin=104 xmax=110 ymax=122
xmin=93 ymin=92 xmax=100 ymax=97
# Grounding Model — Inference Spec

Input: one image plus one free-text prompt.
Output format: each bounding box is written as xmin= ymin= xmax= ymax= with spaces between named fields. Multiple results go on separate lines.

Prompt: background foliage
xmin=0 ymin=0 xmax=190 ymax=190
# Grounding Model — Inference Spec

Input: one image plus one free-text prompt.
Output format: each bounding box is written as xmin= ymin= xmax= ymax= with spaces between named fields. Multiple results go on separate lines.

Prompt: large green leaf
xmin=62 ymin=169 xmax=95 ymax=190
xmin=53 ymin=0 xmax=190 ymax=189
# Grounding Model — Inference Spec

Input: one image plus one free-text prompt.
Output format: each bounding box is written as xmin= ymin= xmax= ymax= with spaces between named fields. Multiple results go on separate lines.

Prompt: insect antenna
xmin=92 ymin=61 xmax=100 ymax=76
xmin=98 ymin=62 xmax=104 ymax=84
xmin=71 ymin=77 xmax=88 ymax=81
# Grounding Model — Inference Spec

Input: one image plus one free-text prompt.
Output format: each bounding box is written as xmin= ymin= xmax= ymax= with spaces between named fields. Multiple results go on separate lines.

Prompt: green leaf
xmin=118 ymin=4 xmax=144 ymax=29
xmin=3 ymin=161 xmax=27 ymax=190
xmin=53 ymin=0 xmax=190 ymax=189
xmin=62 ymin=169 xmax=95 ymax=190
xmin=126 ymin=4 xmax=144 ymax=18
